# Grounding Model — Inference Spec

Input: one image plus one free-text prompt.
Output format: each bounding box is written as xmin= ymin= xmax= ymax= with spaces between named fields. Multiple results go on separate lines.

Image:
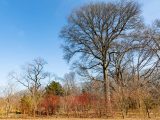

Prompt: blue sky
xmin=0 ymin=0 xmax=159 ymax=89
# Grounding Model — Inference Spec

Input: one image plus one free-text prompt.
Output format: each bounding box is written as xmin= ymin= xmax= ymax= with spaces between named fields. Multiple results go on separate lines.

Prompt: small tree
xmin=63 ymin=72 xmax=78 ymax=96
xmin=3 ymin=82 xmax=15 ymax=117
xmin=11 ymin=58 xmax=49 ymax=117
xmin=20 ymin=95 xmax=32 ymax=115
xmin=45 ymin=81 xmax=64 ymax=96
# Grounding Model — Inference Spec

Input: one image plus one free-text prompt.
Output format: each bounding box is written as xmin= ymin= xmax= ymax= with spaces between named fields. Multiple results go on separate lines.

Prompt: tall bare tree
xmin=60 ymin=1 xmax=142 ymax=115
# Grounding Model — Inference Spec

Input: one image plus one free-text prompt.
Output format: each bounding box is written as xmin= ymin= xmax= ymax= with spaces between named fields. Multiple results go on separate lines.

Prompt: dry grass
xmin=1 ymin=118 xmax=160 ymax=120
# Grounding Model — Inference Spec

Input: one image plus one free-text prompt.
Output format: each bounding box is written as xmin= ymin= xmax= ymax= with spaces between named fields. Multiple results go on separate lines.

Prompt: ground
xmin=0 ymin=118 xmax=159 ymax=120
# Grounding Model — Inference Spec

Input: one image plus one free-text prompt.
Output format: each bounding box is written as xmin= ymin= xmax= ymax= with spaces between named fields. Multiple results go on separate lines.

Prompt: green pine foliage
xmin=45 ymin=81 xmax=64 ymax=96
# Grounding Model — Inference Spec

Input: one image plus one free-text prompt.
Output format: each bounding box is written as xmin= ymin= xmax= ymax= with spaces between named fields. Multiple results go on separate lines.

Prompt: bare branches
xmin=9 ymin=58 xmax=49 ymax=117
xmin=60 ymin=1 xmax=142 ymax=115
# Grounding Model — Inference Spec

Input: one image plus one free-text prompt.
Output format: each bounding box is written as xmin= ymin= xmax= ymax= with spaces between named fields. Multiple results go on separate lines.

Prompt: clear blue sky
xmin=0 ymin=0 xmax=159 ymax=88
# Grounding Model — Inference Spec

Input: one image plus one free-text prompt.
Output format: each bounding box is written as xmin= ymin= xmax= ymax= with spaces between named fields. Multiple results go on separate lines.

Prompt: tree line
xmin=1 ymin=0 xmax=160 ymax=119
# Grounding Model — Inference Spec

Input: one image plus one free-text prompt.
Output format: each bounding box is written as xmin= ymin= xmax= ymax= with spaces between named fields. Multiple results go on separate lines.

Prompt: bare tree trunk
xmin=103 ymin=65 xmax=112 ymax=117
xmin=33 ymin=106 xmax=36 ymax=118
xmin=145 ymin=105 xmax=150 ymax=118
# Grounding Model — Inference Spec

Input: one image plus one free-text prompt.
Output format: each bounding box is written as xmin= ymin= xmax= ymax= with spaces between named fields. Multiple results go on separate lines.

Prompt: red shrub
xmin=39 ymin=94 xmax=60 ymax=115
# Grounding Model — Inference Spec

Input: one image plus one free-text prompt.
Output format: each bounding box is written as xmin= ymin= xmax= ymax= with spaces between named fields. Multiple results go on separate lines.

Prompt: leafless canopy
xmin=60 ymin=1 xmax=141 ymax=65
xmin=10 ymin=58 xmax=49 ymax=98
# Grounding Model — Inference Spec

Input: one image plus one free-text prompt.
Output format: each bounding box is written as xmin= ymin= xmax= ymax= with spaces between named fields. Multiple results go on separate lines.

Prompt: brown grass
xmin=1 ymin=118 xmax=160 ymax=120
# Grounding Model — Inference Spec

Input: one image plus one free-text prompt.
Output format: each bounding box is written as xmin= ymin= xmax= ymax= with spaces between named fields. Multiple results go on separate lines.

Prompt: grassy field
xmin=0 ymin=118 xmax=159 ymax=120
xmin=35 ymin=117 xmax=160 ymax=120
